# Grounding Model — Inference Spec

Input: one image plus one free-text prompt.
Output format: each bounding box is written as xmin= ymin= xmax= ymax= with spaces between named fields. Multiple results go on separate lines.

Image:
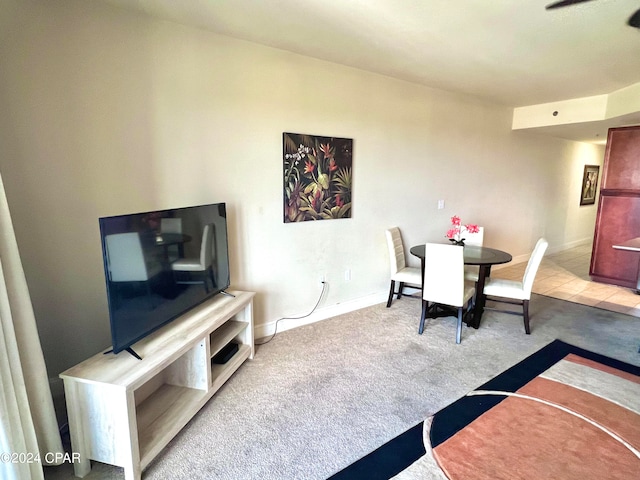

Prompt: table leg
xmin=469 ymin=265 xmax=491 ymax=329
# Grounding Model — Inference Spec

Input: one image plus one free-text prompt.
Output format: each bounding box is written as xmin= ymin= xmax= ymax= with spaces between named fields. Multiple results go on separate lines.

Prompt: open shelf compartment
xmin=210 ymin=343 xmax=251 ymax=392
xmin=209 ymin=320 xmax=249 ymax=357
xmin=136 ymin=383 xmax=207 ymax=467
xmin=59 ymin=291 xmax=255 ymax=480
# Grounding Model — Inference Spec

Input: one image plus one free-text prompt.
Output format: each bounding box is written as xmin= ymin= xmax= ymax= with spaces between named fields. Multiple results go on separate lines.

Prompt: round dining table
xmin=409 ymin=244 xmax=512 ymax=329
xmin=152 ymin=233 xmax=192 ymax=262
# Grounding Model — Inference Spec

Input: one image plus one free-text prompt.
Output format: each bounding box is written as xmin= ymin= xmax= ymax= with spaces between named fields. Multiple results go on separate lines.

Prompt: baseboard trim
xmin=546 ymin=237 xmax=592 ymax=255
xmin=493 ymin=237 xmax=592 ymax=269
xmin=256 ymin=239 xmax=593 ymax=339
xmin=255 ymin=291 xmax=388 ymax=339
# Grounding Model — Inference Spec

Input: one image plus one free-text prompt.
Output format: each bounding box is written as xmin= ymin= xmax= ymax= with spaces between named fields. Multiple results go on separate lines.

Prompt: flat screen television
xmin=98 ymin=202 xmax=230 ymax=358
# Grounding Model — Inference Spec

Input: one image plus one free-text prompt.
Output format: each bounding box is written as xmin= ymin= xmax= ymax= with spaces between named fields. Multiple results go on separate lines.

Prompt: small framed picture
xmin=580 ymin=165 xmax=600 ymax=206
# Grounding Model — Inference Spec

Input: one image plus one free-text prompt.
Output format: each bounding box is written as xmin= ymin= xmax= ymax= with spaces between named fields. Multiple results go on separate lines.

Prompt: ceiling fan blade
xmin=545 ymin=0 xmax=596 ymax=10
xmin=629 ymin=9 xmax=640 ymax=28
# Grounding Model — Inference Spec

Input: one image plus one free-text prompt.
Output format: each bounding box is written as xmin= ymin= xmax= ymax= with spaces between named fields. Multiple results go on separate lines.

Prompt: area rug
xmin=328 ymin=340 xmax=640 ymax=480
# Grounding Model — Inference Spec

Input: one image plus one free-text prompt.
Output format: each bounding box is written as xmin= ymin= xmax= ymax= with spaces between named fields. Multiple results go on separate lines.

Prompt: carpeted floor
xmin=45 ymin=294 xmax=639 ymax=480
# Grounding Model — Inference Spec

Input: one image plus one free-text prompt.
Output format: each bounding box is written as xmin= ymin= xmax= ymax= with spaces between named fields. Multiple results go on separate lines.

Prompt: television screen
xmin=99 ymin=202 xmax=230 ymax=357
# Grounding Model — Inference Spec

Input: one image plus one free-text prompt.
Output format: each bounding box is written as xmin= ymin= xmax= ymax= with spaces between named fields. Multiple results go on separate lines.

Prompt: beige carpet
xmin=45 ymin=294 xmax=640 ymax=480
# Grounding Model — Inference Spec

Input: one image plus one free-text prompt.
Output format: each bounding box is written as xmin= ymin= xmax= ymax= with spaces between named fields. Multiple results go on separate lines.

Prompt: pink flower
xmin=445 ymin=216 xmax=479 ymax=243
xmin=446 ymin=228 xmax=458 ymax=239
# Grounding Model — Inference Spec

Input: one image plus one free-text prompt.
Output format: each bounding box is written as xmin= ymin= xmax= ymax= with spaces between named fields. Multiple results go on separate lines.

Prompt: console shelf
xmin=211 ymin=344 xmax=251 ymax=391
xmin=60 ymin=291 xmax=255 ymax=480
xmin=210 ymin=320 xmax=248 ymax=356
xmin=137 ymin=384 xmax=206 ymax=467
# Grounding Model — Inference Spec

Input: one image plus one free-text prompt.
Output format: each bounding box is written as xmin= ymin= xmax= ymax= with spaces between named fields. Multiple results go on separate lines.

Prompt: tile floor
xmin=494 ymin=243 xmax=640 ymax=318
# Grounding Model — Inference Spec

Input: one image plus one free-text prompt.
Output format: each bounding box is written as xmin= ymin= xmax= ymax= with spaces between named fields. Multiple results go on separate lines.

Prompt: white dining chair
xmin=104 ymin=232 xmax=163 ymax=309
xmin=385 ymin=227 xmax=422 ymax=307
xmin=171 ymin=223 xmax=216 ymax=292
xmin=483 ymin=238 xmax=549 ymax=334
xmin=420 ymin=243 xmax=476 ymax=343
xmin=463 ymin=226 xmax=484 ymax=246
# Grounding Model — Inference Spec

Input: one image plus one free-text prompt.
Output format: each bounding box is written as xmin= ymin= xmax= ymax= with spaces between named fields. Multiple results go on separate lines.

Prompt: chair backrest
xmin=464 ymin=226 xmax=484 ymax=246
xmin=422 ymin=243 xmax=466 ymax=307
xmin=161 ymin=218 xmax=182 ymax=234
xmin=522 ymin=238 xmax=549 ymax=297
xmin=385 ymin=227 xmax=407 ymax=275
xmin=199 ymin=224 xmax=214 ymax=267
xmin=105 ymin=233 xmax=150 ymax=282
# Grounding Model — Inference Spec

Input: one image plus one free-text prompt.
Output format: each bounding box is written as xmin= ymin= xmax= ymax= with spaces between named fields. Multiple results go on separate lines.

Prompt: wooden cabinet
xmin=60 ymin=291 xmax=255 ymax=480
xmin=590 ymin=126 xmax=640 ymax=288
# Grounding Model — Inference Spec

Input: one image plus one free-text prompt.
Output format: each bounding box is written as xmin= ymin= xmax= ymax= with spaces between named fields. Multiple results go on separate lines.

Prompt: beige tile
xmin=544 ymin=289 xmax=578 ymax=301
xmin=600 ymin=291 xmax=640 ymax=308
xmin=566 ymin=294 xmax=604 ymax=307
xmin=537 ymin=264 xmax=564 ymax=275
xmin=549 ymin=254 xmax=576 ymax=263
xmin=533 ymin=269 xmax=560 ymax=281
xmin=552 ymin=272 xmax=582 ymax=283
xmin=544 ymin=281 xmax=589 ymax=299
xmin=510 ymin=242 xmax=639 ymax=317
xmin=575 ymin=287 xmax=617 ymax=302
xmin=533 ymin=276 xmax=573 ymax=294
xmin=581 ymin=282 xmax=619 ymax=294
xmin=562 ymin=278 xmax=591 ymax=291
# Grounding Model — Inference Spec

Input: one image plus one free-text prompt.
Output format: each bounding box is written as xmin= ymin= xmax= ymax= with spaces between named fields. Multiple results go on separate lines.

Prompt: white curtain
xmin=0 ymin=172 xmax=64 ymax=480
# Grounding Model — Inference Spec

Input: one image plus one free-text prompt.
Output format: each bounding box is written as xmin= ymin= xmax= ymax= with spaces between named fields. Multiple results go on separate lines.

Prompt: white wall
xmin=0 ymin=0 xmax=603 ymax=378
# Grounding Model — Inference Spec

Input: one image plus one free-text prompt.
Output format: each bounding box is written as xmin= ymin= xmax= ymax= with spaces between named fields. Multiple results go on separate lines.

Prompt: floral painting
xmin=283 ymin=132 xmax=353 ymax=222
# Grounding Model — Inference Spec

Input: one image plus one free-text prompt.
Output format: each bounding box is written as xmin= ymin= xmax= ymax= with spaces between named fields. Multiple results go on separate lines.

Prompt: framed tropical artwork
xmin=580 ymin=165 xmax=600 ymax=205
xmin=283 ymin=132 xmax=353 ymax=222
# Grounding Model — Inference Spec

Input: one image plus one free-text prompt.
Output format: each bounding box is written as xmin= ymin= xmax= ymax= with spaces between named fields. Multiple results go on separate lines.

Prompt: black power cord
xmin=256 ymin=281 xmax=327 ymax=345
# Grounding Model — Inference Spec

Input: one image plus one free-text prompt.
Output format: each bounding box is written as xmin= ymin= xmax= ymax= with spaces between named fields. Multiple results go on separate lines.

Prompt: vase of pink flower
xmin=446 ymin=215 xmax=479 ymax=246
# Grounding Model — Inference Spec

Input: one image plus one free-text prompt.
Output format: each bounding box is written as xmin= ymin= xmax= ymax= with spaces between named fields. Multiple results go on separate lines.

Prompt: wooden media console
xmin=60 ymin=290 xmax=255 ymax=480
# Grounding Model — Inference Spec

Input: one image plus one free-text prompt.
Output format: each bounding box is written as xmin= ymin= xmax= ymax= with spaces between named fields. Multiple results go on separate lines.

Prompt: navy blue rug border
xmin=327 ymin=340 xmax=639 ymax=479
xmin=327 ymin=420 xmax=425 ymax=480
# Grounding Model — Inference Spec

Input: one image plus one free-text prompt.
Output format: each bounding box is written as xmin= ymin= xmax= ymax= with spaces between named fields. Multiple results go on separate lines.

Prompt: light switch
xmin=437 ymin=200 xmax=445 ymax=210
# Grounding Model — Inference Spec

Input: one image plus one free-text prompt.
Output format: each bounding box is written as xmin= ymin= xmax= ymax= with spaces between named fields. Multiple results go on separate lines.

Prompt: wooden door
xmin=590 ymin=126 xmax=640 ymax=288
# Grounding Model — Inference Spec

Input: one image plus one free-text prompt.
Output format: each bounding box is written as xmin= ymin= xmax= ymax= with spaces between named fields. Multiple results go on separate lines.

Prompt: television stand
xmin=60 ymin=290 xmax=255 ymax=480
xmin=103 ymin=346 xmax=142 ymax=360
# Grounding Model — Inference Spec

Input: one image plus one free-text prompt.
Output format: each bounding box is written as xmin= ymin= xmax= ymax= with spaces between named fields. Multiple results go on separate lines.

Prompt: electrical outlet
xmin=438 ymin=199 xmax=445 ymax=210
xmin=319 ymin=274 xmax=325 ymax=284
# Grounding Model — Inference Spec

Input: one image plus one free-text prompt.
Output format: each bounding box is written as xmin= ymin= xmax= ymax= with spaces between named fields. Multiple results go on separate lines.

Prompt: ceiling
xmin=102 ymin=0 xmax=640 ymax=143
